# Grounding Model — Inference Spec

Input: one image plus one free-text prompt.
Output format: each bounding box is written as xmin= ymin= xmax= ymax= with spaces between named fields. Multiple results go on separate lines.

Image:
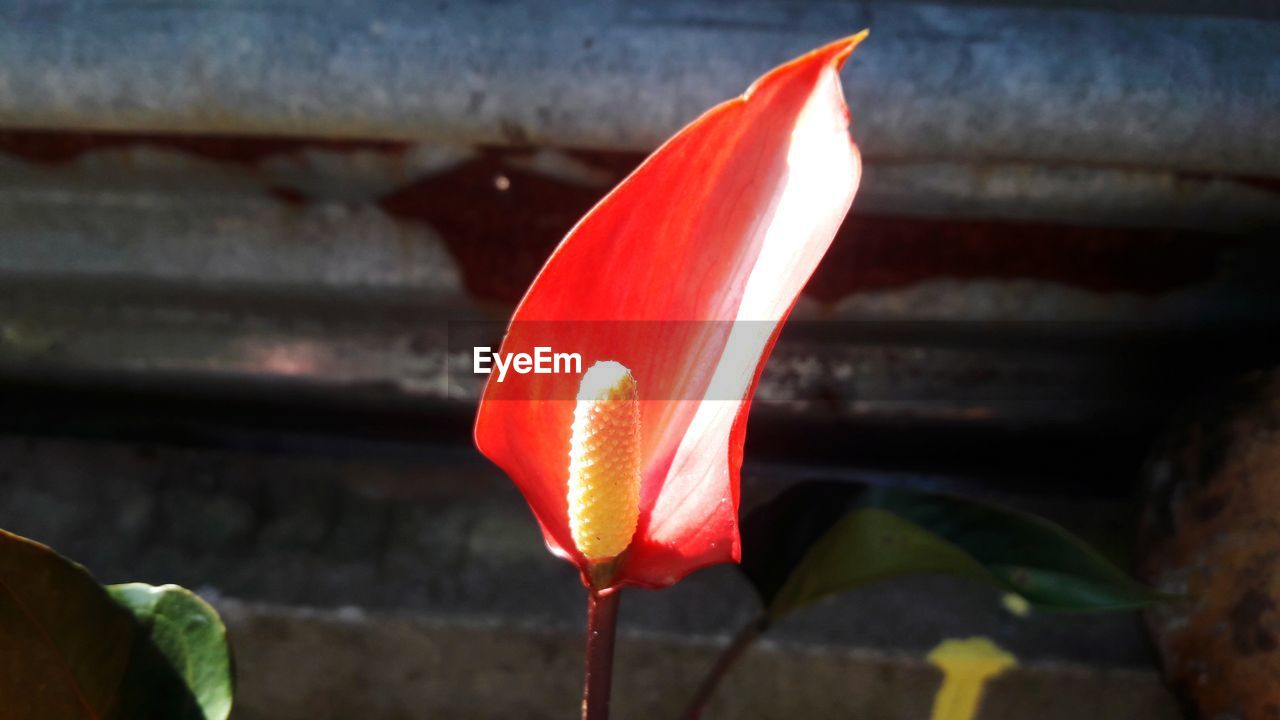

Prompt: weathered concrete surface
xmin=1 ymin=1 xmax=1276 ymax=176
xmin=4 ymin=139 xmax=1277 ymax=308
xmin=0 ymin=289 xmax=1241 ymax=431
xmin=216 ymin=599 xmax=1179 ymax=720
xmin=1141 ymin=369 xmax=1280 ymax=718
xmin=0 ymin=404 xmax=1188 ymax=717
xmin=2 ymin=130 xmax=1277 ymax=436
xmin=6 ymin=136 xmax=1280 ymax=232
xmin=0 ymin=435 xmax=1158 ymax=666
xmin=0 ymin=150 xmax=467 ymax=295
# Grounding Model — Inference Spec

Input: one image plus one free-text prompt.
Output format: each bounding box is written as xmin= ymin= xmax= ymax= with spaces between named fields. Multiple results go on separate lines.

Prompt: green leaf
xmin=769 ymin=508 xmax=994 ymax=616
xmin=740 ymin=483 xmax=1160 ymax=618
xmin=0 ymin=528 xmax=233 ymax=720
xmin=109 ymin=584 xmax=233 ymax=720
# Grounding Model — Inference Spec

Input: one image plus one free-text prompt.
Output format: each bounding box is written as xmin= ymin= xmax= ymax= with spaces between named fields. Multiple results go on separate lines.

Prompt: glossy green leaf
xmin=769 ymin=508 xmax=993 ymax=616
xmin=109 ymin=584 xmax=233 ymax=720
xmin=740 ymin=483 xmax=1160 ymax=618
xmin=0 ymin=528 xmax=232 ymax=720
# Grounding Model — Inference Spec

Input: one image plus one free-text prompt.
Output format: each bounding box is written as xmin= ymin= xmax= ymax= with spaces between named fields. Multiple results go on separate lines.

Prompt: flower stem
xmin=582 ymin=588 xmax=622 ymax=720
xmin=680 ymin=614 xmax=771 ymax=720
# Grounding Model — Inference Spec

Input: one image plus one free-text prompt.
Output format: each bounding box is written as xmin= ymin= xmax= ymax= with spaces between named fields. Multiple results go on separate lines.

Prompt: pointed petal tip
xmin=827 ymin=30 xmax=869 ymax=68
xmin=743 ymin=30 xmax=869 ymax=101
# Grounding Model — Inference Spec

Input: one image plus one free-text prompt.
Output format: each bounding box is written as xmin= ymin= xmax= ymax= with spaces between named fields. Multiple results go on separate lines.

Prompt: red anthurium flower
xmin=474 ymin=34 xmax=865 ymax=590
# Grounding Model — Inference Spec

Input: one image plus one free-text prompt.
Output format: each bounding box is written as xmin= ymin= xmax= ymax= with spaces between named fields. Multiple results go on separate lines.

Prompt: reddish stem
xmin=680 ymin=614 xmax=770 ymax=720
xmin=582 ymin=588 xmax=622 ymax=720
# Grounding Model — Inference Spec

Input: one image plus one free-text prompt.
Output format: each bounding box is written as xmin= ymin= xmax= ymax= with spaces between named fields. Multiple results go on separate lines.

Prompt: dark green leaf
xmin=109 ymin=584 xmax=233 ymax=720
xmin=740 ymin=483 xmax=1160 ymax=618
xmin=739 ymin=482 xmax=866 ymax=606
xmin=0 ymin=528 xmax=232 ymax=720
xmin=768 ymin=508 xmax=993 ymax=616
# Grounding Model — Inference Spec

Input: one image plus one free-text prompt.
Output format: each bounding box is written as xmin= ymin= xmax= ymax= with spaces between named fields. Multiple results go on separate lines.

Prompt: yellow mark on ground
xmin=928 ymin=637 xmax=1017 ymax=720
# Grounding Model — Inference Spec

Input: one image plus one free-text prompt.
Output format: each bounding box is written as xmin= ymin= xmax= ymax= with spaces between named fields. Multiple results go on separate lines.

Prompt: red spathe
xmin=474 ymin=35 xmax=866 ymax=589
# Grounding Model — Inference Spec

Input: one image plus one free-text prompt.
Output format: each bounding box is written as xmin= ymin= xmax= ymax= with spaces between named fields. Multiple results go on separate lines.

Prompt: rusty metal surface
xmin=1 ymin=131 xmax=1275 ymax=302
xmin=1141 ymin=369 xmax=1280 ymax=718
xmin=1 ymin=129 xmax=1278 ymax=445
xmin=6 ymin=131 xmax=1280 ymax=234
xmin=1 ymin=2 xmax=1277 ymax=177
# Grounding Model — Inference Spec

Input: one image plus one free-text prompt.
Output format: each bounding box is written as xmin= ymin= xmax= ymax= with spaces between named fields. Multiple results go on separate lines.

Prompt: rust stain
xmin=379 ymin=147 xmax=1239 ymax=304
xmin=379 ymin=147 xmax=614 ymax=302
xmin=0 ymin=129 xmax=411 ymax=166
xmin=1140 ymin=370 xmax=1280 ymax=718
xmin=1176 ymin=169 xmax=1280 ymax=197
xmin=805 ymin=217 xmax=1236 ymax=300
xmin=267 ymin=186 xmax=309 ymax=207
xmin=1231 ymin=588 xmax=1279 ymax=655
xmin=0 ymin=130 xmax=1249 ymax=305
xmin=1238 ymin=176 xmax=1280 ymax=195
xmin=1192 ymin=494 xmax=1228 ymax=522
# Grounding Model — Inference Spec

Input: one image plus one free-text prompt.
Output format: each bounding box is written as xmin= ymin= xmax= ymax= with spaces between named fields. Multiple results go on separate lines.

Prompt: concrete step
xmin=216 ymin=599 xmax=1177 ymax=720
xmin=0 ymin=435 xmax=1178 ymax=718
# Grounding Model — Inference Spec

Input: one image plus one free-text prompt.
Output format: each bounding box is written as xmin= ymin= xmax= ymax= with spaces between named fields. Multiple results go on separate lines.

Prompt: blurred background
xmin=1 ymin=1 xmax=1278 ymax=718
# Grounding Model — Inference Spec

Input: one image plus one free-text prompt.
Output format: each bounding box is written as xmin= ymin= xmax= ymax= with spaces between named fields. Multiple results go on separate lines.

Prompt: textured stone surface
xmin=216 ymin=599 xmax=1178 ymax=720
xmin=1141 ymin=369 xmax=1280 ymax=718
xmin=0 ymin=435 xmax=1155 ymax=664
xmin=0 ymin=431 xmax=1183 ymax=716
xmin=1 ymin=2 xmax=1276 ymax=176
